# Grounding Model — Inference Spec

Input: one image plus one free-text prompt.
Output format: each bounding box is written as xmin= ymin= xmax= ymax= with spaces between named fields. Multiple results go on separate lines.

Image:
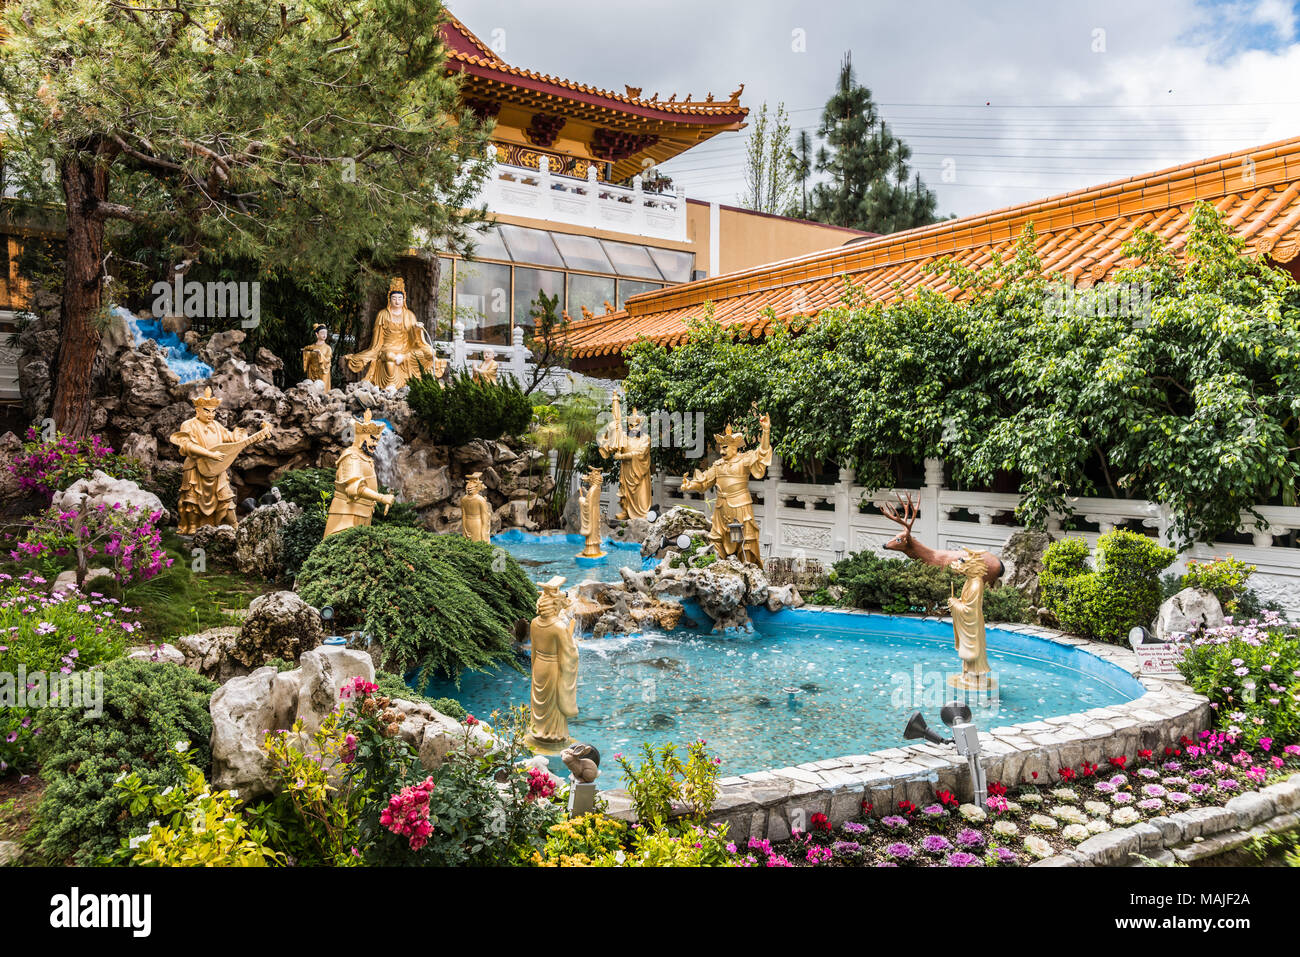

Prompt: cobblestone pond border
xmin=602 ymin=609 xmax=1211 ymax=843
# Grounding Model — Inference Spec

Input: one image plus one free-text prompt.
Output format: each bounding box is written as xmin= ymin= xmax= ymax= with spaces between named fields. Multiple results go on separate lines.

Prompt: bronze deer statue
xmin=879 ymin=492 xmax=1004 ymax=585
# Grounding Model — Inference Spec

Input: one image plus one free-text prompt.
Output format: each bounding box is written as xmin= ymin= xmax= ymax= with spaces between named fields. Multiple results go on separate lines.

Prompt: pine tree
xmin=0 ymin=0 xmax=493 ymax=437
xmin=809 ymin=53 xmax=942 ymax=233
xmin=793 ymin=130 xmax=814 ymax=219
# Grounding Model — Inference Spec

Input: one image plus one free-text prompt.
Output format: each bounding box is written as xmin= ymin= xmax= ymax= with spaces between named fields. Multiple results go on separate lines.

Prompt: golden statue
xmin=528 ymin=576 xmax=578 ymax=747
xmin=598 ymin=395 xmax=652 ymax=521
xmin=577 ymin=467 xmax=605 ymax=559
xmin=345 ymin=277 xmax=437 ymax=389
xmin=474 ymin=348 xmax=499 ymax=385
xmin=461 ymin=471 xmax=491 ymax=543
xmin=680 ymin=414 xmax=771 ymax=565
xmin=301 ymin=324 xmax=333 ymax=391
xmin=323 ymin=410 xmax=395 ymax=537
xmin=947 ymin=549 xmax=994 ymax=690
xmin=170 ymin=388 xmax=271 ymax=535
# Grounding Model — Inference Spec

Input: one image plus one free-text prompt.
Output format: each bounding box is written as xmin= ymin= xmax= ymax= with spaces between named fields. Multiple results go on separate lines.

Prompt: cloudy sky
xmin=452 ymin=0 xmax=1300 ymax=220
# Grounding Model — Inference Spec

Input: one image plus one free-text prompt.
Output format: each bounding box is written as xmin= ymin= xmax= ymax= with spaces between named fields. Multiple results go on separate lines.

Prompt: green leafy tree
xmin=0 ymin=0 xmax=492 ymax=436
xmin=809 ymin=53 xmax=941 ymax=232
xmin=740 ymin=101 xmax=798 ymax=216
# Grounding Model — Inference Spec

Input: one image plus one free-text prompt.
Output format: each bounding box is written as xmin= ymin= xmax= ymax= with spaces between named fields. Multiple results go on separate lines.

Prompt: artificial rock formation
xmin=232 ymin=590 xmax=326 ymax=668
xmin=1154 ymin=587 xmax=1225 ymax=642
xmin=234 ymin=500 xmax=302 ymax=578
xmin=51 ymin=470 xmax=167 ymax=521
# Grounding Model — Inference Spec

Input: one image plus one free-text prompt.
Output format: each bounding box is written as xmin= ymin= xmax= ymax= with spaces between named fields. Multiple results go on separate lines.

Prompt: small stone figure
xmin=880 ymin=492 xmax=1004 ymax=584
xmin=474 ymin=347 xmax=499 ymax=385
xmin=948 ymin=549 xmax=994 ymax=690
xmin=679 ymin=414 xmax=771 ymax=565
xmin=597 ymin=395 xmax=652 ymax=521
xmin=345 ymin=277 xmax=437 ymax=390
xmin=528 ymin=576 xmax=579 ymax=747
xmin=301 ymin=323 xmax=333 ymax=391
xmin=577 ymin=467 xmax=605 ymax=559
xmin=323 ymin=410 xmax=394 ymax=537
xmin=561 ymin=742 xmax=601 ymax=784
xmin=169 ymin=387 xmax=271 ymax=535
xmin=461 ymin=471 xmax=491 ymax=543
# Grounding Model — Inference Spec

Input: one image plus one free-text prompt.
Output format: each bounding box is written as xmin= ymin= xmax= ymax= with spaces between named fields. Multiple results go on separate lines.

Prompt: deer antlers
xmin=879 ymin=491 xmax=919 ymax=534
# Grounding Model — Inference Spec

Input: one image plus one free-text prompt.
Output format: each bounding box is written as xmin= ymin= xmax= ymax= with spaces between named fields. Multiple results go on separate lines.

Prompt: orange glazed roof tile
xmin=564 ymin=136 xmax=1300 ymax=360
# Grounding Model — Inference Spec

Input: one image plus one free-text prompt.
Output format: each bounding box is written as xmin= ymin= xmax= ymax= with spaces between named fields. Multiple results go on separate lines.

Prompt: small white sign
xmin=1132 ymin=641 xmax=1186 ymax=675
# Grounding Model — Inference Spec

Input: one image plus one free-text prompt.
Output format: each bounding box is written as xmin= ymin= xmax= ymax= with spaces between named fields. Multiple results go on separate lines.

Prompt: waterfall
xmin=115 ymin=305 xmax=213 ymax=383
xmin=370 ymin=419 xmax=404 ymax=494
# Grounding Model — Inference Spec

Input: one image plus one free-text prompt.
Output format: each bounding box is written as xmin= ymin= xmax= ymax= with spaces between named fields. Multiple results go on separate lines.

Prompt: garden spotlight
xmin=903 ymin=702 xmax=988 ymax=809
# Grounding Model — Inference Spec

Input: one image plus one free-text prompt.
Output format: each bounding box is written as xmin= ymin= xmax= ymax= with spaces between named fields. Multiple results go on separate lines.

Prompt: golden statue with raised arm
xmin=679 ymin=413 xmax=771 ymax=566
xmin=170 ymin=387 xmax=272 ymax=535
xmin=597 ymin=394 xmax=652 ymax=521
xmin=345 ymin=277 xmax=438 ymax=390
xmin=324 ymin=410 xmax=395 ymax=537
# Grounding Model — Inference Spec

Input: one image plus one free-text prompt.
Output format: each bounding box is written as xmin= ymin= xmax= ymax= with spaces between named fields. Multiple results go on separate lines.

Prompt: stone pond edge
xmin=598 ymin=608 xmax=1214 ymax=845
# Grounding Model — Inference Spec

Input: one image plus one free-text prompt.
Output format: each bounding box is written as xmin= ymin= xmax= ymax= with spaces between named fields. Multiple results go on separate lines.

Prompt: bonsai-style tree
xmin=0 ymin=0 xmax=493 ymax=436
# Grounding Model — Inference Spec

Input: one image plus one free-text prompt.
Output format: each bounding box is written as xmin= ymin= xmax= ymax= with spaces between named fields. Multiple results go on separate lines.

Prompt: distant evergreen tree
xmin=809 ymin=53 xmax=942 ymax=233
xmin=793 ymin=130 xmax=814 ymax=219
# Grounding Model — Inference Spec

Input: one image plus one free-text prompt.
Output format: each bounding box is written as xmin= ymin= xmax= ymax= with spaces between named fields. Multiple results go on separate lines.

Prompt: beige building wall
xmin=686 ymin=199 xmax=872 ymax=276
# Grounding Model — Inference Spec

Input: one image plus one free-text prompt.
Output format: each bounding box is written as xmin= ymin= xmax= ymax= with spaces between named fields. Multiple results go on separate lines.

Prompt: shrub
xmin=13 ymin=502 xmax=172 ymax=588
xmin=274 ymin=467 xmax=337 ymax=512
xmin=831 ymin=550 xmax=1032 ymax=622
xmin=110 ymin=745 xmax=281 ymax=866
xmin=296 ymin=525 xmax=534 ymax=685
xmin=0 ymin=574 xmax=137 ymax=774
xmin=532 ymin=813 xmax=629 ymax=866
xmin=1177 ymin=612 xmax=1300 ymax=748
xmin=9 ymin=428 xmax=144 ymax=500
xmin=28 ymin=659 xmax=217 ymax=864
xmin=281 ymin=510 xmax=327 ymax=581
xmin=615 ymin=740 xmax=721 ymax=827
xmin=407 ymin=368 xmax=533 ymax=445
xmin=1040 ymin=530 xmax=1175 ymax=643
xmin=1180 ymin=556 xmax=1256 ymax=615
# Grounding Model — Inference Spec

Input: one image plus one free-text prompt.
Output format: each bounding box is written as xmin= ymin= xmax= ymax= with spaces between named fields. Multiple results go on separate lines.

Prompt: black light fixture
xmin=903 ymin=711 xmax=951 ymax=746
xmin=903 ymin=701 xmax=987 ymax=808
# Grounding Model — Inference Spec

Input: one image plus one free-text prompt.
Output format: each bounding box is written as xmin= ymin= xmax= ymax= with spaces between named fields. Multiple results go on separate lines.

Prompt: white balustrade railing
xmin=621 ymin=454 xmax=1300 ymax=616
xmin=478 ymin=153 xmax=687 ymax=242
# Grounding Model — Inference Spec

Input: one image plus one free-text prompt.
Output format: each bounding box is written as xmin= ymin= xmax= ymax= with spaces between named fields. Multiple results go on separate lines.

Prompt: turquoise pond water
xmin=423 ymin=542 xmax=1146 ymax=776
xmin=490 ymin=530 xmax=653 ymax=585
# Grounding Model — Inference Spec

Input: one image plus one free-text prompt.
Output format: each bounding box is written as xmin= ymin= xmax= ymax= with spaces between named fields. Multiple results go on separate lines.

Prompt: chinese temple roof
xmin=563 ymin=136 xmax=1300 ymax=361
xmin=441 ymin=14 xmax=748 ymax=180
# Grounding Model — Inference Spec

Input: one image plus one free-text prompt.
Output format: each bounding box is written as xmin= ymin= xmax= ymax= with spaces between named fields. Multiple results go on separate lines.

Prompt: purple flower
xmin=992 ymin=847 xmax=1018 ymax=864
xmin=947 ymin=852 xmax=982 ymax=867
xmin=841 ymin=821 xmax=868 ymax=835
xmin=832 ymin=841 xmax=862 ymax=857
xmin=921 ymin=835 xmax=953 ymax=854
xmin=1167 ymin=791 xmax=1191 ymax=804
xmin=881 ymin=815 xmax=910 ymax=831
xmin=885 ymin=842 xmax=915 ymax=860
xmin=1217 ymin=778 xmax=1239 ymax=791
xmin=956 ymin=828 xmax=985 ymax=848
xmin=1137 ymin=799 xmax=1164 ymax=811
xmin=1188 ymin=782 xmax=1209 ymax=796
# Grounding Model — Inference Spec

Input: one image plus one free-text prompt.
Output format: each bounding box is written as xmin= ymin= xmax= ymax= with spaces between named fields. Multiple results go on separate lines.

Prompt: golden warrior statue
xmin=170 ymin=387 xmax=271 ymax=535
xmin=598 ymin=394 xmax=652 ymax=521
xmin=461 ymin=471 xmax=491 ymax=543
xmin=324 ymin=410 xmax=395 ymax=537
xmin=680 ymin=413 xmax=771 ymax=566
xmin=345 ymin=277 xmax=439 ymax=390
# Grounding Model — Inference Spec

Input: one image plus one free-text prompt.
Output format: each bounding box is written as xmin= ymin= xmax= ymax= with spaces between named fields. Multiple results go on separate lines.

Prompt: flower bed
xmin=750 ymin=734 xmax=1300 ymax=867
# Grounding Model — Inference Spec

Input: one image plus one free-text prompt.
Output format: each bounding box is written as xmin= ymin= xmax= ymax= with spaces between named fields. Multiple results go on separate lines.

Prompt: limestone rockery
xmin=15 ymin=300 xmax=554 ymax=533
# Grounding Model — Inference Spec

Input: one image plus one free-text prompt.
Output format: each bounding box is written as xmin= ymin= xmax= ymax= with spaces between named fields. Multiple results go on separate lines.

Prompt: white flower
xmin=1062 ymin=823 xmax=1090 ymax=843
xmin=1050 ymin=788 xmax=1079 ymax=802
xmin=1004 ymin=801 xmax=1022 ymax=814
xmin=992 ymin=820 xmax=1019 ymax=838
xmin=1111 ymin=807 xmax=1140 ymax=825
xmin=1051 ymin=805 xmax=1088 ymax=825
xmin=174 ymin=740 xmax=189 ymax=753
xmin=1018 ymin=792 xmax=1043 ymax=805
xmin=113 ymin=772 xmax=127 ymax=784
xmin=1029 ymin=814 xmax=1057 ymax=831
xmin=958 ymin=803 xmax=987 ymax=822
xmin=1024 ymin=836 xmax=1054 ymax=859
xmin=128 ymin=834 xmax=149 ymax=849
xmin=228 ymin=789 xmax=239 ymax=799
xmin=1083 ymin=801 xmax=1109 ymax=817
xmin=160 ymin=786 xmax=174 ymax=797
xmin=146 ymin=820 xmax=160 ymax=830
xmin=1086 ymin=818 xmax=1111 ymax=834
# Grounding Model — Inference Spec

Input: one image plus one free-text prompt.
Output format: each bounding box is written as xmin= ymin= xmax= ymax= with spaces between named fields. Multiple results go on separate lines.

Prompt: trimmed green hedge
xmin=829 ymin=550 xmax=1033 ymax=623
xmin=1040 ymin=530 xmax=1174 ymax=643
xmin=406 ymin=368 xmax=533 ymax=445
